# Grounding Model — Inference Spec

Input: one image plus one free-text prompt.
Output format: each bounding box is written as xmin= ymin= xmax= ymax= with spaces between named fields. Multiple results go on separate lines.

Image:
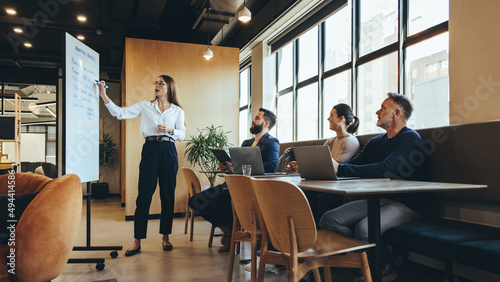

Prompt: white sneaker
xmin=243 ymin=257 xmax=278 ymax=274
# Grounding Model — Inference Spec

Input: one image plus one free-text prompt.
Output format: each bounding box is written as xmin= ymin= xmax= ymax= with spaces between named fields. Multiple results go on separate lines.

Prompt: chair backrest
xmin=15 ymin=173 xmax=82 ymax=281
xmin=0 ymin=172 xmax=51 ymax=194
xmin=251 ymin=178 xmax=317 ymax=253
xmin=41 ymin=162 xmax=58 ymax=178
xmin=225 ymin=175 xmax=259 ymax=232
xmin=181 ymin=168 xmax=202 ymax=197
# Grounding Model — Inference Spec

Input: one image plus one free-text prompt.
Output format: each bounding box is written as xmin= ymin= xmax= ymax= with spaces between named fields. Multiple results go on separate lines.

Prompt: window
xmin=239 ymin=67 xmax=251 ymax=144
xmin=297 ymin=83 xmax=318 ymax=141
xmin=298 ymin=27 xmax=319 ymax=82
xmin=359 ymin=0 xmax=398 ymax=57
xmin=277 ymin=93 xmax=293 ymax=142
xmin=277 ymin=44 xmax=293 ymax=91
xmin=324 ymin=3 xmax=351 ymax=71
xmin=357 ymin=53 xmax=398 ymax=134
xmin=271 ymin=0 xmax=448 ymax=140
xmin=408 ymin=0 xmax=449 ymax=36
xmin=322 ymin=71 xmax=351 ymax=138
xmin=405 ymin=33 xmax=449 ymax=129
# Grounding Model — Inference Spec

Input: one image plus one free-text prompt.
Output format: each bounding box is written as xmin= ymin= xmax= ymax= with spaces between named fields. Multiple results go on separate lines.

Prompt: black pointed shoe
xmin=162 ymin=242 xmax=173 ymax=251
xmin=125 ymin=246 xmax=141 ymax=257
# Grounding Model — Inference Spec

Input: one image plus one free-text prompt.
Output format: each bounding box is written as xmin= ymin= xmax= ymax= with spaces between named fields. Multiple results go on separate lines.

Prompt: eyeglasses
xmin=153 ymin=81 xmax=167 ymax=86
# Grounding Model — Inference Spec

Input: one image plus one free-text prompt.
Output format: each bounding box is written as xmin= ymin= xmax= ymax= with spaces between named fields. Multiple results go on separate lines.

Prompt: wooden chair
xmin=224 ymin=175 xmax=262 ymax=282
xmin=181 ymin=168 xmax=216 ymax=246
xmin=251 ymin=178 xmax=375 ymax=282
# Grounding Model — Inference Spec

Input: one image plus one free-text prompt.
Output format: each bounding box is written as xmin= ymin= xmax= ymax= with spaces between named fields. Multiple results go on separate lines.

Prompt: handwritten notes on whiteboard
xmin=64 ymin=33 xmax=99 ymax=183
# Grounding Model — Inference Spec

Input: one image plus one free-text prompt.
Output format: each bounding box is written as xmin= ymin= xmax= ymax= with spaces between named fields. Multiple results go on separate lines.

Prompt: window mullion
xmin=399 ymin=0 xmax=407 ymax=94
xmin=319 ymin=22 xmax=325 ymax=139
xmin=352 ymin=0 xmax=360 ymax=120
xmin=293 ymin=40 xmax=298 ymax=141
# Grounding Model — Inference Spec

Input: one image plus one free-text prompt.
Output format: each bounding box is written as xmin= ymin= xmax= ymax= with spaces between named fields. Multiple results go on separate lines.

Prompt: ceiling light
xmin=203 ymin=47 xmax=213 ymax=60
xmin=238 ymin=1 xmax=251 ymax=23
xmin=45 ymin=107 xmax=57 ymax=118
xmin=203 ymin=7 xmax=213 ymax=60
xmin=13 ymin=27 xmax=23 ymax=33
xmin=77 ymin=15 xmax=87 ymax=22
xmin=6 ymin=9 xmax=16 ymax=15
xmin=77 ymin=35 xmax=85 ymax=40
xmin=24 ymin=42 xmax=32 ymax=48
xmin=28 ymin=103 xmax=40 ymax=115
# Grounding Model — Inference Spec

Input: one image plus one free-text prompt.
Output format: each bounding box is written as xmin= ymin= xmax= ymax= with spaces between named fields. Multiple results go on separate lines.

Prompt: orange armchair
xmin=0 ymin=173 xmax=82 ymax=282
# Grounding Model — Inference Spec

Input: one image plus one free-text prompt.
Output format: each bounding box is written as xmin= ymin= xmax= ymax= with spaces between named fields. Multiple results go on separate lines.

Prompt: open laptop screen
xmin=228 ymin=146 xmax=266 ymax=175
xmin=293 ymin=146 xmax=338 ymax=180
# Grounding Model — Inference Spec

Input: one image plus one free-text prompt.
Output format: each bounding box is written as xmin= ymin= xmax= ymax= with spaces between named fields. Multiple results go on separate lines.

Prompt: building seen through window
xmin=270 ymin=0 xmax=449 ymax=140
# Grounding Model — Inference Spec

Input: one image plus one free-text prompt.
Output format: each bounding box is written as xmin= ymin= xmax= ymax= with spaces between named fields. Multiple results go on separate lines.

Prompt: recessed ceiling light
xmin=24 ymin=42 xmax=32 ymax=48
xmin=6 ymin=9 xmax=17 ymax=15
xmin=77 ymin=35 xmax=85 ymax=40
xmin=77 ymin=15 xmax=87 ymax=22
xmin=13 ymin=27 xmax=23 ymax=33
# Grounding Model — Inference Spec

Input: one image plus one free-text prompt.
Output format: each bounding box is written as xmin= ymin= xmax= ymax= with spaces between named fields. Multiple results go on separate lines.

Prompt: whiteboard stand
xmin=68 ymin=182 xmax=123 ymax=271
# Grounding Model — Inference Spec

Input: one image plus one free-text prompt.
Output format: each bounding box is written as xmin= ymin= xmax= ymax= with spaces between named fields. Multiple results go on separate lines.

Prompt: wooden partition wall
xmin=122 ymin=38 xmax=239 ymax=217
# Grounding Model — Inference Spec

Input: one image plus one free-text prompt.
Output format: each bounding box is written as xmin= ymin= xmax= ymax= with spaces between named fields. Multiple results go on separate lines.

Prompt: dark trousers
xmin=303 ymin=190 xmax=344 ymax=224
xmin=134 ymin=140 xmax=178 ymax=239
xmin=187 ymin=182 xmax=233 ymax=227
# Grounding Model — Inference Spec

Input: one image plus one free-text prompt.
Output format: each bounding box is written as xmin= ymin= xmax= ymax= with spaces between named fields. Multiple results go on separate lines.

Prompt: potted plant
xmin=185 ymin=125 xmax=232 ymax=187
xmin=92 ymin=133 xmax=118 ymax=198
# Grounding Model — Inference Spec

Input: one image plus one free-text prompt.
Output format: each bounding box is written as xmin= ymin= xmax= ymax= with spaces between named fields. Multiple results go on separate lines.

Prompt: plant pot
xmin=92 ymin=182 xmax=109 ymax=199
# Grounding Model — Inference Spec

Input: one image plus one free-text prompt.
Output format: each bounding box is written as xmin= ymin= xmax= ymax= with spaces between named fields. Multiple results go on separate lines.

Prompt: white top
xmin=105 ymin=100 xmax=186 ymax=141
xmin=323 ymin=133 xmax=360 ymax=163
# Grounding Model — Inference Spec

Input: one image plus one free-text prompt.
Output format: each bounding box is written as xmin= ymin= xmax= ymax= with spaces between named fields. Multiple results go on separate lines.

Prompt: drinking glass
xmin=242 ymin=165 xmax=252 ymax=176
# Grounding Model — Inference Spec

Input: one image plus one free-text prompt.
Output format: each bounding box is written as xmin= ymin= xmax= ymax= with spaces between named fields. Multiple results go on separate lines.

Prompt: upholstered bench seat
xmin=383 ymin=217 xmax=500 ymax=261
xmin=456 ymin=239 xmax=500 ymax=275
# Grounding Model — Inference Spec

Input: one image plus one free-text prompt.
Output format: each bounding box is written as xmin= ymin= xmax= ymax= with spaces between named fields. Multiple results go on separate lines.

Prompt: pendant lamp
xmin=203 ymin=7 xmax=213 ymax=60
xmin=238 ymin=0 xmax=251 ymax=23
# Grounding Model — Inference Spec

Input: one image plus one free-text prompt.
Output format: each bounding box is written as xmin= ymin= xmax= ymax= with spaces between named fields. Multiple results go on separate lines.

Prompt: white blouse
xmin=105 ymin=100 xmax=186 ymax=141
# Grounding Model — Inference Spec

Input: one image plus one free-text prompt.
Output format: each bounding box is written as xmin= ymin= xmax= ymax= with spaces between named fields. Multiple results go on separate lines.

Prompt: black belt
xmin=146 ymin=136 xmax=174 ymax=142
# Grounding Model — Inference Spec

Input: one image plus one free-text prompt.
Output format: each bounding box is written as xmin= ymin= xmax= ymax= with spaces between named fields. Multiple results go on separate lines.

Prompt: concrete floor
xmin=54 ymin=197 xmax=299 ymax=282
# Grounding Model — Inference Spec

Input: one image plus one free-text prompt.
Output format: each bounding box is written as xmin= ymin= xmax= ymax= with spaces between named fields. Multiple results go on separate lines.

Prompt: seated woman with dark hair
xmin=286 ymin=103 xmax=361 ymax=221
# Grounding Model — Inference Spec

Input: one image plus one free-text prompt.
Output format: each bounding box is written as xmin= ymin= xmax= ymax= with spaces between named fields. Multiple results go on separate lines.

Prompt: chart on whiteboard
xmin=64 ymin=32 xmax=99 ymax=183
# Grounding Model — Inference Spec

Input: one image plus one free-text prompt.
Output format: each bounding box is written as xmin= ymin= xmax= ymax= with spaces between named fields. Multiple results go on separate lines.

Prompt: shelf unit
xmin=0 ymin=93 xmax=21 ymax=171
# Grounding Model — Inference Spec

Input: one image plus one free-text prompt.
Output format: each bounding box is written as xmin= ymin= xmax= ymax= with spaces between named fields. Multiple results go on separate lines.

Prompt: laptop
xmin=228 ymin=146 xmax=286 ymax=177
xmin=293 ymin=146 xmax=357 ymax=180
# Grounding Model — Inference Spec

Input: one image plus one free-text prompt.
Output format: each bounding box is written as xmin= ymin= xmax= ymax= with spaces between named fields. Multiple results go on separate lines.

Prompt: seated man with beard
xmin=188 ymin=108 xmax=279 ymax=252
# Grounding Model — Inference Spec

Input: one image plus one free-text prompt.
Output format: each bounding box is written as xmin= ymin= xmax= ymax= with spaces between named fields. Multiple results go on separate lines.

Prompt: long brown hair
xmin=152 ymin=74 xmax=182 ymax=109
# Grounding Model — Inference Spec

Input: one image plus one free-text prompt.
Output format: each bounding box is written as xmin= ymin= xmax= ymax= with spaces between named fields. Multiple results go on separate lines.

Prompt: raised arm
xmin=97 ymin=80 xmax=111 ymax=104
xmin=97 ymin=81 xmax=142 ymax=120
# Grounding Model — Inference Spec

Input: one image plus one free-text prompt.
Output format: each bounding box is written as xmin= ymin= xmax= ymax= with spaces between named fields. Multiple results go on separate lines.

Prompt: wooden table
xmin=199 ymin=170 xmax=226 ymax=187
xmin=263 ymin=176 xmax=487 ymax=282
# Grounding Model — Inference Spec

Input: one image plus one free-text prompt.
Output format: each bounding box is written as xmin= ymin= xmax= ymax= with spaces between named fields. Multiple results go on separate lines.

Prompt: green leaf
xmin=184 ymin=126 xmax=232 ymax=181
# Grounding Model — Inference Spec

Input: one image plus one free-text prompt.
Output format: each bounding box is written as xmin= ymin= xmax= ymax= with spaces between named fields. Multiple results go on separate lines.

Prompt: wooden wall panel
xmin=123 ymin=38 xmax=239 ymax=217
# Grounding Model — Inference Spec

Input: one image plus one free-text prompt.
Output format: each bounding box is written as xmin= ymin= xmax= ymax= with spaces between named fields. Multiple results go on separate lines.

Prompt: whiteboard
xmin=64 ymin=33 xmax=99 ymax=183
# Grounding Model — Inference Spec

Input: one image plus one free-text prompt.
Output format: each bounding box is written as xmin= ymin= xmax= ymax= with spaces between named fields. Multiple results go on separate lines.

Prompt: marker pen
xmin=95 ymin=80 xmax=111 ymax=89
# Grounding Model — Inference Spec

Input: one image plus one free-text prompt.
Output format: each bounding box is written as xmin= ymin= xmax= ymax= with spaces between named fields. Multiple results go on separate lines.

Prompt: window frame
xmin=271 ymin=0 xmax=449 ymax=141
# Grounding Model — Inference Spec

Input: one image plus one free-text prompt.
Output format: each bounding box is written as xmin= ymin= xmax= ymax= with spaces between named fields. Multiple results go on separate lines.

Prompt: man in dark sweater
xmin=188 ymin=108 xmax=279 ymax=252
xmin=320 ymin=92 xmax=425 ymax=241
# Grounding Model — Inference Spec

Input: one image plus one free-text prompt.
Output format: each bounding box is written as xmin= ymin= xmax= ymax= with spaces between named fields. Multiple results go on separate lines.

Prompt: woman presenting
xmin=97 ymin=75 xmax=185 ymax=256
